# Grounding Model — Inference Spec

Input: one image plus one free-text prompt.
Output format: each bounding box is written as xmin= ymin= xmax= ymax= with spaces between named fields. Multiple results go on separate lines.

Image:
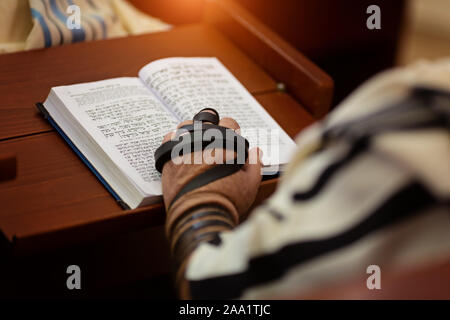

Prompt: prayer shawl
xmin=0 ymin=0 xmax=170 ymax=53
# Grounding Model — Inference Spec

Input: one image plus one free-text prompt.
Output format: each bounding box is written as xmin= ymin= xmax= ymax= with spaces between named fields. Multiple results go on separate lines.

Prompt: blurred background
xmin=398 ymin=0 xmax=450 ymax=65
xmin=129 ymin=0 xmax=450 ymax=105
xmin=2 ymin=0 xmax=449 ymax=105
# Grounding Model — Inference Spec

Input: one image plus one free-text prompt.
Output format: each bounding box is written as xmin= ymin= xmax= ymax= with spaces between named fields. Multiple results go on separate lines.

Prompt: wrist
xmin=165 ymin=191 xmax=239 ymax=237
xmin=165 ymin=194 xmax=238 ymax=272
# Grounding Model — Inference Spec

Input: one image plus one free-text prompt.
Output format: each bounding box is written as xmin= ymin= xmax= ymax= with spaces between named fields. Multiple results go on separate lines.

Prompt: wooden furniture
xmin=130 ymin=0 xmax=405 ymax=106
xmin=0 ymin=1 xmax=331 ymax=297
xmin=0 ymin=154 xmax=16 ymax=182
xmin=0 ymin=0 xmax=332 ymax=257
xmin=231 ymin=0 xmax=406 ymax=105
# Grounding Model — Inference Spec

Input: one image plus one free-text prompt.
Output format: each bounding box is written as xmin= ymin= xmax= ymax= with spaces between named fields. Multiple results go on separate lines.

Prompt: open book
xmin=40 ymin=57 xmax=297 ymax=209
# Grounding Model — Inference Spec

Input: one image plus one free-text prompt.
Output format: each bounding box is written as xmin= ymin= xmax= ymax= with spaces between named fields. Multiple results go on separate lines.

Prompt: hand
xmin=158 ymin=113 xmax=262 ymax=296
xmin=161 ymin=115 xmax=263 ymax=229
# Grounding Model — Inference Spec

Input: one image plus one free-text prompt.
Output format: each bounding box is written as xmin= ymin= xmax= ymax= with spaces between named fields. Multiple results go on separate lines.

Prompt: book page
xmin=139 ymin=58 xmax=297 ymax=166
xmin=50 ymin=77 xmax=178 ymax=195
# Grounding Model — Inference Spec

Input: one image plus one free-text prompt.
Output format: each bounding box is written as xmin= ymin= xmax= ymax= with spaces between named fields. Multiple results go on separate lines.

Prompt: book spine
xmin=35 ymin=102 xmax=130 ymax=210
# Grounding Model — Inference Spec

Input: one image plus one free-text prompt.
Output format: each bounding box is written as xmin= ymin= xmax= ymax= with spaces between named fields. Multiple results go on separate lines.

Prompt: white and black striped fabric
xmin=184 ymin=59 xmax=450 ymax=299
xmin=28 ymin=0 xmax=123 ymax=48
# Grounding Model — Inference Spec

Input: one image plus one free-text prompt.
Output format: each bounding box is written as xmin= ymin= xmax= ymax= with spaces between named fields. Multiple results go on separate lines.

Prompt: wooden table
xmin=0 ymin=0 xmax=332 ymax=295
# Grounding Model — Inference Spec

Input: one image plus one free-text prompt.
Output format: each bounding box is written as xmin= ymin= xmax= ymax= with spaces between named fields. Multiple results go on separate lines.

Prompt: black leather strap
xmin=175 ymin=123 xmax=237 ymax=139
xmin=193 ymin=108 xmax=220 ymax=125
xmin=154 ymin=109 xmax=249 ymax=210
xmin=170 ymin=209 xmax=235 ymax=238
xmin=193 ymin=112 xmax=219 ymax=125
xmin=155 ymin=123 xmax=248 ymax=173
xmin=169 ymin=161 xmax=245 ymax=208
xmin=173 ymin=219 xmax=233 ymax=255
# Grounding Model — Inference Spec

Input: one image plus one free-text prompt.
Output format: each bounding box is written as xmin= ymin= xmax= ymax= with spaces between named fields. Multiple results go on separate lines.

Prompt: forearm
xmin=166 ymin=197 xmax=238 ymax=298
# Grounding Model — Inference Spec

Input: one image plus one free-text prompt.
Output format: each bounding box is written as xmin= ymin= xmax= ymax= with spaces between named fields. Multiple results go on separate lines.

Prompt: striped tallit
xmin=184 ymin=58 xmax=450 ymax=299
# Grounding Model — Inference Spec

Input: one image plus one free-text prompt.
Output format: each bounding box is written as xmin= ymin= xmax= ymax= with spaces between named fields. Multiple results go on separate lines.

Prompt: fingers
xmin=217 ymin=117 xmax=240 ymax=162
xmin=163 ymin=116 xmax=240 ymax=143
xmin=178 ymin=115 xmax=240 ymax=132
xmin=177 ymin=120 xmax=193 ymax=129
xmin=219 ymin=117 xmax=240 ymax=133
xmin=163 ymin=120 xmax=193 ymax=143
xmin=195 ymin=108 xmax=239 ymax=130
xmin=162 ymin=131 xmax=175 ymax=143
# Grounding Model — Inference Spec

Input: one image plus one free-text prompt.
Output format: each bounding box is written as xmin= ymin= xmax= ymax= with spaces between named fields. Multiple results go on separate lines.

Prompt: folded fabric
xmin=0 ymin=0 xmax=171 ymax=54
